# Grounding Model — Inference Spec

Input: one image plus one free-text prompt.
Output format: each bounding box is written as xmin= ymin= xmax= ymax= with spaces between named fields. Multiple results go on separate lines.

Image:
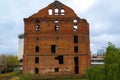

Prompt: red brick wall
xmin=23 ymin=1 xmax=91 ymax=76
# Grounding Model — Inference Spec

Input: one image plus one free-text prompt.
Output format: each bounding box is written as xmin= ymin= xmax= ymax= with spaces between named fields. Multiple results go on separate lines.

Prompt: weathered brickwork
xmin=23 ymin=1 xmax=91 ymax=76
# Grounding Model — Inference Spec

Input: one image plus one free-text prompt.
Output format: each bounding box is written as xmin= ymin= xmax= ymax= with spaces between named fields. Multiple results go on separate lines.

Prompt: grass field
xmin=0 ymin=72 xmax=88 ymax=80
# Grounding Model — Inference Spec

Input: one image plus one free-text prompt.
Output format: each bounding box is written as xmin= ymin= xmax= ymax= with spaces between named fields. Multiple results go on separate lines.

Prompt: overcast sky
xmin=0 ymin=0 xmax=120 ymax=55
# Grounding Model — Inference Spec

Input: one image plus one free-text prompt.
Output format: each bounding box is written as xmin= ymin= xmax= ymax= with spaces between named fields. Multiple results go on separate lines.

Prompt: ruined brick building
xmin=23 ymin=1 xmax=91 ymax=76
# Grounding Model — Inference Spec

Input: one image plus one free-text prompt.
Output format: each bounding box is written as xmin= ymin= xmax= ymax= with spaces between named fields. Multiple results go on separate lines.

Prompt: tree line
xmin=0 ymin=55 xmax=20 ymax=73
xmin=87 ymin=42 xmax=120 ymax=80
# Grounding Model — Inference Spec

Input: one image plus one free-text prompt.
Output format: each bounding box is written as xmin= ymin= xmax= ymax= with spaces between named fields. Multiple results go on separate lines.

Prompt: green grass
xmin=0 ymin=72 xmax=17 ymax=77
xmin=0 ymin=72 xmax=88 ymax=80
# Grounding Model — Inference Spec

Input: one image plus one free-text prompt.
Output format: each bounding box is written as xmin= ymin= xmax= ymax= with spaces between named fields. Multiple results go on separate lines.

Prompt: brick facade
xmin=23 ymin=1 xmax=91 ymax=76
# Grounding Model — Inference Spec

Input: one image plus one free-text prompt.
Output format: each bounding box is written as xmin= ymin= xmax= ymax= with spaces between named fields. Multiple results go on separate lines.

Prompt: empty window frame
xmin=51 ymin=45 xmax=56 ymax=53
xmin=60 ymin=9 xmax=65 ymax=15
xmin=35 ymin=46 xmax=39 ymax=52
xmin=55 ymin=25 xmax=59 ymax=31
xmin=73 ymin=25 xmax=78 ymax=31
xmin=36 ymin=25 xmax=40 ymax=31
xmin=74 ymin=57 xmax=79 ymax=65
xmin=35 ymin=57 xmax=39 ymax=63
xmin=55 ymin=8 xmax=59 ymax=15
xmin=74 ymin=36 xmax=78 ymax=43
xmin=48 ymin=9 xmax=53 ymax=15
xmin=74 ymin=46 xmax=78 ymax=53
xmin=54 ymin=68 xmax=59 ymax=72
xmin=35 ymin=68 xmax=39 ymax=74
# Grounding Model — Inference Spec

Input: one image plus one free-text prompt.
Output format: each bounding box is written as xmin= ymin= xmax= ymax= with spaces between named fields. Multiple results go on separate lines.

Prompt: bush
xmin=86 ymin=66 xmax=105 ymax=80
xmin=87 ymin=43 xmax=120 ymax=80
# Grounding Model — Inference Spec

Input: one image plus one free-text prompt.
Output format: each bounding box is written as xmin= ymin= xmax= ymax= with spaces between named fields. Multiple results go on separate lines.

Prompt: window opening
xmin=73 ymin=25 xmax=78 ymax=31
xmin=35 ymin=68 xmax=39 ymax=74
xmin=55 ymin=20 xmax=59 ymax=24
xmin=51 ymin=45 xmax=56 ymax=53
xmin=74 ymin=36 xmax=78 ymax=43
xmin=55 ymin=25 xmax=59 ymax=31
xmin=74 ymin=57 xmax=79 ymax=65
xmin=35 ymin=46 xmax=39 ymax=52
xmin=35 ymin=57 xmax=39 ymax=63
xmin=56 ymin=37 xmax=59 ymax=40
xmin=54 ymin=68 xmax=59 ymax=72
xmin=61 ymin=9 xmax=65 ymax=15
xmin=55 ymin=8 xmax=59 ymax=15
xmin=55 ymin=55 xmax=64 ymax=64
xmin=75 ymin=66 xmax=79 ymax=74
xmin=36 ymin=37 xmax=39 ymax=40
xmin=74 ymin=46 xmax=78 ymax=53
xmin=73 ymin=19 xmax=77 ymax=23
xmin=48 ymin=9 xmax=53 ymax=15
xmin=36 ymin=25 xmax=40 ymax=31
xmin=74 ymin=57 xmax=79 ymax=74
xmin=36 ymin=19 xmax=40 ymax=23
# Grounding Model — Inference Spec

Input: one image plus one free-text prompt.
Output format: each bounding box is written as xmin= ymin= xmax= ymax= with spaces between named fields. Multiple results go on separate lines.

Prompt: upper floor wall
xmin=29 ymin=1 xmax=77 ymax=18
xmin=24 ymin=1 xmax=89 ymax=34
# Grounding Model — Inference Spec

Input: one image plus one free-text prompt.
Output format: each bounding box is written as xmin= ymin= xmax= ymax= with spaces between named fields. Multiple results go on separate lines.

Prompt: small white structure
xmin=17 ymin=33 xmax=24 ymax=60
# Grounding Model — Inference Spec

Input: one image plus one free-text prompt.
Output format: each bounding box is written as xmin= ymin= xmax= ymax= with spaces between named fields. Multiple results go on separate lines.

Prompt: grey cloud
xmin=82 ymin=0 xmax=120 ymax=53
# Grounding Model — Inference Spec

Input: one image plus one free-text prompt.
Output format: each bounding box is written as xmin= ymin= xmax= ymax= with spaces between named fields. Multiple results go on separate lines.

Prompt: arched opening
xmin=48 ymin=9 xmax=53 ymax=15
xmin=73 ymin=19 xmax=77 ymax=23
xmin=35 ymin=68 xmax=39 ymax=74
xmin=61 ymin=9 xmax=65 ymax=15
xmin=35 ymin=57 xmax=39 ymax=63
xmin=55 ymin=8 xmax=59 ymax=15
xmin=35 ymin=46 xmax=39 ymax=52
xmin=36 ymin=25 xmax=40 ymax=31
xmin=74 ymin=36 xmax=78 ymax=43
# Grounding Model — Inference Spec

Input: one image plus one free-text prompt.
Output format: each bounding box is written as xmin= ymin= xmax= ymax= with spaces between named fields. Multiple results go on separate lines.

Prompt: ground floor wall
xmin=23 ymin=54 xmax=91 ymax=76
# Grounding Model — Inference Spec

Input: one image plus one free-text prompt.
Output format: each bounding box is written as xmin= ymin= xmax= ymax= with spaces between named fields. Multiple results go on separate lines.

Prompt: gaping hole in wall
xmin=55 ymin=55 xmax=64 ymax=64
xmin=74 ymin=57 xmax=79 ymax=65
xmin=54 ymin=68 xmax=59 ymax=72
xmin=55 ymin=25 xmax=59 ymax=31
xmin=35 ymin=46 xmax=39 ymax=52
xmin=35 ymin=68 xmax=39 ymax=74
xmin=48 ymin=9 xmax=53 ymax=15
xmin=74 ymin=46 xmax=78 ymax=53
xmin=60 ymin=9 xmax=65 ymax=15
xmin=51 ymin=45 xmax=56 ymax=53
xmin=73 ymin=25 xmax=78 ymax=31
xmin=74 ymin=36 xmax=78 ymax=43
xmin=36 ymin=25 xmax=40 ymax=31
xmin=55 ymin=8 xmax=59 ymax=15
xmin=35 ymin=57 xmax=39 ymax=63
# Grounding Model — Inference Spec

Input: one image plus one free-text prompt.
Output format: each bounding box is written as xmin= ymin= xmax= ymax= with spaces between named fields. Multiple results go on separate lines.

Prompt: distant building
xmin=91 ymin=54 xmax=104 ymax=66
xmin=18 ymin=33 xmax=24 ymax=60
xmin=23 ymin=1 xmax=91 ymax=76
xmin=97 ymin=48 xmax=105 ymax=56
